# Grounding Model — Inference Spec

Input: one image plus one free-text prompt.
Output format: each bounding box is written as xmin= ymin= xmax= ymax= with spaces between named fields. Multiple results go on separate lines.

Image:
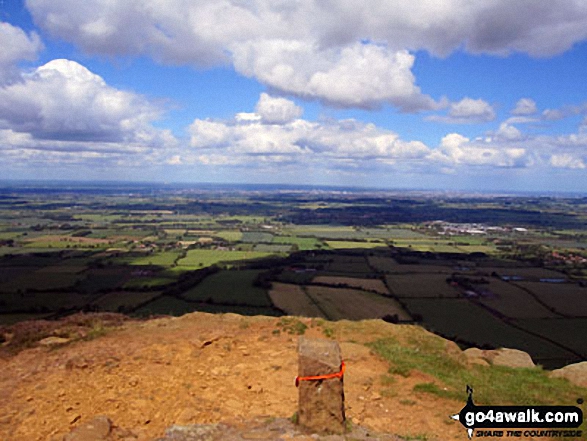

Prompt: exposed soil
xmin=0 ymin=313 xmax=471 ymax=440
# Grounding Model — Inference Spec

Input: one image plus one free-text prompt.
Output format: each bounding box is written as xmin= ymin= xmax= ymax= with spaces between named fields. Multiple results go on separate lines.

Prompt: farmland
xmin=0 ymin=182 xmax=586 ymax=368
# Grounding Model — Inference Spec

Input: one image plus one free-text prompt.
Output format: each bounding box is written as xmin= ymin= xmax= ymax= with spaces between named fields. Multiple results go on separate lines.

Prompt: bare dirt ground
xmin=0 ymin=313 xmax=469 ymax=441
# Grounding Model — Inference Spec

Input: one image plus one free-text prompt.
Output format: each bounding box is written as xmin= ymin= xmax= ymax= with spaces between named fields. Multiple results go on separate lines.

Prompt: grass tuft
xmin=368 ymin=336 xmax=585 ymax=405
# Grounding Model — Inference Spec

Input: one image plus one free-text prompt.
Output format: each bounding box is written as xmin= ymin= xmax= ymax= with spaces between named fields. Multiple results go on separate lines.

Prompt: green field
xmin=305 ymin=285 xmax=411 ymax=321
xmin=272 ymin=235 xmax=322 ymax=250
xmin=75 ymin=268 xmax=131 ymax=293
xmin=241 ymin=232 xmax=274 ymax=243
xmin=325 ymin=240 xmax=386 ymax=249
xmin=401 ymin=298 xmax=577 ymax=367
xmin=325 ymin=255 xmax=372 ymax=274
xmin=135 ymin=295 xmax=278 ymax=317
xmin=91 ymin=290 xmax=162 ymax=312
xmin=268 ymin=282 xmax=325 ymax=317
xmin=0 ymin=270 xmax=82 ymax=292
xmin=516 ymin=317 xmax=587 ymax=359
xmin=127 ymin=251 xmax=182 ymax=267
xmin=515 ymin=282 xmax=587 ymax=316
xmin=253 ymin=244 xmax=291 ymax=253
xmin=385 ymin=274 xmax=460 ymax=298
xmin=215 ymin=230 xmax=243 ymax=242
xmin=0 ymin=291 xmax=95 ymax=312
xmin=176 ymin=249 xmax=273 ymax=269
xmin=181 ymin=270 xmax=271 ymax=307
xmin=477 ymin=279 xmax=558 ymax=319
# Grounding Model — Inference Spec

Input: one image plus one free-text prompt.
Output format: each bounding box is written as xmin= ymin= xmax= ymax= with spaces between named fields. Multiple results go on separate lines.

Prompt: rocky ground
xmin=1 ymin=312 xmax=582 ymax=441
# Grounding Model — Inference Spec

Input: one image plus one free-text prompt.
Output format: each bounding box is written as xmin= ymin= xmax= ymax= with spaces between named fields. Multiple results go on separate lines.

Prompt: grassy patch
xmin=368 ymin=336 xmax=585 ymax=405
xmin=276 ymin=317 xmax=307 ymax=335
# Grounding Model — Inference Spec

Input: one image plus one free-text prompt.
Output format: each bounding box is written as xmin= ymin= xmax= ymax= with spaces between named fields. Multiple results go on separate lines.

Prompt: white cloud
xmin=496 ymin=122 xmax=523 ymax=141
xmin=28 ymin=1 xmax=587 ymax=110
xmin=0 ymin=21 xmax=43 ymax=83
xmin=427 ymin=98 xmax=495 ymax=124
xmin=550 ymin=154 xmax=585 ymax=169
xmin=233 ymin=41 xmax=437 ymax=110
xmin=27 ymin=1 xmax=587 ymax=59
xmin=255 ymin=93 xmax=302 ymax=124
xmin=542 ymin=108 xmax=566 ymax=121
xmin=183 ymin=95 xmax=587 ymax=174
xmin=432 ymin=133 xmax=529 ymax=167
xmin=449 ymin=98 xmax=495 ymax=121
xmin=187 ymin=96 xmax=433 ymax=167
xmin=0 ymin=59 xmax=166 ymax=144
xmin=511 ymin=98 xmax=537 ymax=115
xmin=0 ymin=55 xmax=177 ymax=168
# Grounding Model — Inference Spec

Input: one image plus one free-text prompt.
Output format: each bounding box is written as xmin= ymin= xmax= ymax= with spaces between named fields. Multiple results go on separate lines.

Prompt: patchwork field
xmin=90 ymin=290 xmax=162 ymax=312
xmin=176 ymin=249 xmax=273 ymax=269
xmin=367 ymin=256 xmax=398 ymax=272
xmin=325 ymin=240 xmax=386 ymax=249
xmin=401 ymin=298 xmax=577 ymax=367
xmin=311 ymin=276 xmax=389 ymax=295
xmin=385 ymin=274 xmax=460 ymax=298
xmin=514 ymin=281 xmax=587 ymax=316
xmin=305 ymin=286 xmax=411 ymax=321
xmin=476 ymin=279 xmax=559 ymax=319
xmin=272 ymin=235 xmax=321 ymax=250
xmin=268 ymin=282 xmax=325 ymax=317
xmin=515 ymin=317 xmax=587 ymax=359
xmin=181 ymin=270 xmax=272 ymax=307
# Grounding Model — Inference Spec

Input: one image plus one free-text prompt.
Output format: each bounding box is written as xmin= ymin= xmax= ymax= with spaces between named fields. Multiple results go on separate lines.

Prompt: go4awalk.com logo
xmin=451 ymin=386 xmax=584 ymax=439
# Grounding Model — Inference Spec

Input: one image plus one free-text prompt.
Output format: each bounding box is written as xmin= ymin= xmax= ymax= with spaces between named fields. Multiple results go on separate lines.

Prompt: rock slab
xmin=550 ymin=361 xmax=587 ymax=387
xmin=157 ymin=418 xmax=402 ymax=441
xmin=297 ymin=337 xmax=345 ymax=435
xmin=463 ymin=347 xmax=535 ymax=368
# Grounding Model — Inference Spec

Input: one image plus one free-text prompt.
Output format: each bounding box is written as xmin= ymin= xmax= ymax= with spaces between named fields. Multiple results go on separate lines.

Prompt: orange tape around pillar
xmin=295 ymin=360 xmax=346 ymax=387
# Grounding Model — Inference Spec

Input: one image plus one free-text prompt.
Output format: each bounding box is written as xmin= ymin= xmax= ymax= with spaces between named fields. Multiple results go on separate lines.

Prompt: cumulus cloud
xmin=182 ymin=93 xmax=587 ymax=174
xmin=511 ymin=98 xmax=537 ymax=115
xmin=255 ymin=93 xmax=302 ymax=124
xmin=27 ymin=0 xmax=587 ymax=110
xmin=0 ymin=51 xmax=176 ymax=169
xmin=0 ymin=21 xmax=43 ymax=83
xmin=431 ymin=133 xmax=530 ymax=168
xmin=495 ymin=122 xmax=523 ymax=141
xmin=233 ymin=41 xmax=437 ymax=110
xmin=0 ymin=59 xmax=167 ymax=144
xmin=187 ymin=94 xmax=433 ymax=167
xmin=26 ymin=1 xmax=587 ymax=58
xmin=550 ymin=153 xmax=585 ymax=169
xmin=427 ymin=98 xmax=495 ymax=124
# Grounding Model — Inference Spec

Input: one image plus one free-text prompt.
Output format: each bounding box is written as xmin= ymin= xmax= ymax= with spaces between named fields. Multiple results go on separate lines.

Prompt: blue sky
xmin=1 ymin=1 xmax=587 ymax=192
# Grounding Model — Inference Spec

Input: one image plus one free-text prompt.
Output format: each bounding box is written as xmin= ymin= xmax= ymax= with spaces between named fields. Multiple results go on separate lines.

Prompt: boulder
xmin=463 ymin=348 xmax=486 ymax=365
xmin=490 ymin=348 xmax=535 ymax=368
xmin=463 ymin=347 xmax=534 ymax=368
xmin=550 ymin=361 xmax=587 ymax=388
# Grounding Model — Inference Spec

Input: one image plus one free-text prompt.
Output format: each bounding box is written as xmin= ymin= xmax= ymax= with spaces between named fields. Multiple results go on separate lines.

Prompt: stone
xmin=550 ymin=361 xmax=587 ymax=387
xmin=463 ymin=347 xmax=535 ymax=368
xmin=39 ymin=337 xmax=71 ymax=347
xmin=297 ymin=337 xmax=345 ymax=435
xmin=463 ymin=347 xmax=486 ymax=361
xmin=64 ymin=415 xmax=112 ymax=441
xmin=490 ymin=348 xmax=535 ymax=368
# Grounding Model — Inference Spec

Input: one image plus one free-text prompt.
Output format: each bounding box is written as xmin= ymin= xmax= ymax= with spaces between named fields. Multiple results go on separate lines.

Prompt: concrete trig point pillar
xmin=296 ymin=337 xmax=346 ymax=434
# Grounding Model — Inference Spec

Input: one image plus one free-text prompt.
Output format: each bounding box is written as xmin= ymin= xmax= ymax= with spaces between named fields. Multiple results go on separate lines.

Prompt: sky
xmin=1 ymin=1 xmax=587 ymax=192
